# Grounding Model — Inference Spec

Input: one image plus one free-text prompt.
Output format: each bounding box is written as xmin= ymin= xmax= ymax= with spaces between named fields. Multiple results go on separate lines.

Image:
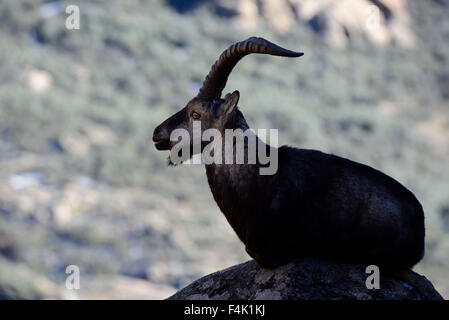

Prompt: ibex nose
xmin=152 ymin=126 xmax=162 ymax=142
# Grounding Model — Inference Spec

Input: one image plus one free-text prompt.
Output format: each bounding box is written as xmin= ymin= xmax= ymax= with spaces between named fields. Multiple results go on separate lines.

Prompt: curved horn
xmin=197 ymin=37 xmax=303 ymax=101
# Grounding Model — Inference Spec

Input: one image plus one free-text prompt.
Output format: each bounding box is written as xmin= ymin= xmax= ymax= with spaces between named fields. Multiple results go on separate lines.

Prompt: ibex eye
xmin=191 ymin=111 xmax=201 ymax=120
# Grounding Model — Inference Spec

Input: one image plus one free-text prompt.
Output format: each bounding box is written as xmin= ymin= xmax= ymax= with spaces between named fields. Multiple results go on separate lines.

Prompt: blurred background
xmin=0 ymin=0 xmax=448 ymax=299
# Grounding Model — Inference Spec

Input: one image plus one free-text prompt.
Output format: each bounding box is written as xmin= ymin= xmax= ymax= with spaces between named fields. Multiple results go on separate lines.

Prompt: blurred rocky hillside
xmin=0 ymin=0 xmax=448 ymax=299
xmin=201 ymin=0 xmax=416 ymax=46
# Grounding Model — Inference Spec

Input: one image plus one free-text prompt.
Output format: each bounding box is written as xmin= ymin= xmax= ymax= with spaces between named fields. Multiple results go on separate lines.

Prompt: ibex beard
xmin=168 ymin=121 xmax=279 ymax=176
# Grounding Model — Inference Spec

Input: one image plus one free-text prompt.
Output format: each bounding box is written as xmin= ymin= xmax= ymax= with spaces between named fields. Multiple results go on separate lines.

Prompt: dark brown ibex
xmin=152 ymin=37 xmax=425 ymax=271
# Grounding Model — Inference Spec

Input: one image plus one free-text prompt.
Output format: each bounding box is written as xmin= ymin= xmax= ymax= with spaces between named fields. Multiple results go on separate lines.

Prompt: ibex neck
xmin=205 ymin=129 xmax=266 ymax=188
xmin=204 ymin=132 xmax=270 ymax=241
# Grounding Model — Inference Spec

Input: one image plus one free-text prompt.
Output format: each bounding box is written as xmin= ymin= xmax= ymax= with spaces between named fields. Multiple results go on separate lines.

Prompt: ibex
xmin=152 ymin=37 xmax=425 ymax=271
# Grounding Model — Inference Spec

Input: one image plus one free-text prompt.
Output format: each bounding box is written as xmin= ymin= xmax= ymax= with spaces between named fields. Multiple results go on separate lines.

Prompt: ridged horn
xmin=197 ymin=37 xmax=303 ymax=101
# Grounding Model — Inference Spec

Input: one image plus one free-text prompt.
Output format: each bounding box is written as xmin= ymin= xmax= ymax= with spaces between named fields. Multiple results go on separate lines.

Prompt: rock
xmin=213 ymin=0 xmax=416 ymax=47
xmin=26 ymin=69 xmax=53 ymax=92
xmin=167 ymin=258 xmax=443 ymax=300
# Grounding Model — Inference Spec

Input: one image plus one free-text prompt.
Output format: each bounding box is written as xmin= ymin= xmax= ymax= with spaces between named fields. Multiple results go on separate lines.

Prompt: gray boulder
xmin=167 ymin=258 xmax=443 ymax=300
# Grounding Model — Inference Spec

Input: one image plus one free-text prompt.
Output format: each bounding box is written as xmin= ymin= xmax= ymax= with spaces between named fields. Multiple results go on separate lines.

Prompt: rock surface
xmin=167 ymin=258 xmax=443 ymax=300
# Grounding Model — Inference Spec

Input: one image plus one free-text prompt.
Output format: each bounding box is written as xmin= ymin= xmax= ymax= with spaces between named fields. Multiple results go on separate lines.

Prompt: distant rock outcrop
xmin=167 ymin=258 xmax=443 ymax=300
xmin=167 ymin=0 xmax=416 ymax=47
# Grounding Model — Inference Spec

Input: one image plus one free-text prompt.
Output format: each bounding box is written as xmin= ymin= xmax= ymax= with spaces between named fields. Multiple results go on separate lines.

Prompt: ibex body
xmin=153 ymin=37 xmax=425 ymax=270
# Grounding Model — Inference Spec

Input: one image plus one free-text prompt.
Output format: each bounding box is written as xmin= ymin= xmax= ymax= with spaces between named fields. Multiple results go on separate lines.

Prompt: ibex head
xmin=152 ymin=37 xmax=303 ymax=159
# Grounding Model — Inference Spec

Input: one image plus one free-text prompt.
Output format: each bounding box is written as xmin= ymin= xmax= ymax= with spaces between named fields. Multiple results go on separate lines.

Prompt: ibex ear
xmin=220 ymin=90 xmax=240 ymax=118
